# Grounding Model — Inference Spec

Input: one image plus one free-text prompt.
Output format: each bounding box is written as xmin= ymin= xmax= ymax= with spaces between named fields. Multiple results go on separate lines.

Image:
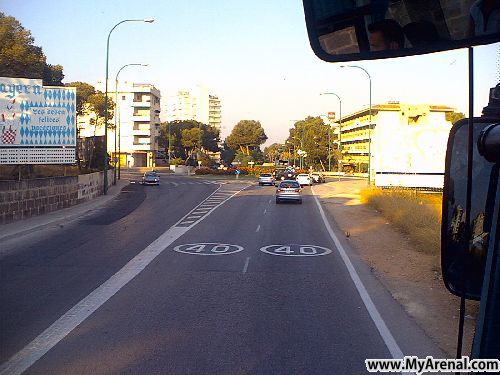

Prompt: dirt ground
xmin=313 ymin=179 xmax=479 ymax=357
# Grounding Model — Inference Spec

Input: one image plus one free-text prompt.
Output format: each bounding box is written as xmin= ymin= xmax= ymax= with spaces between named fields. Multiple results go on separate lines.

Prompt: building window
xmin=122 ymin=95 xmax=126 ymax=100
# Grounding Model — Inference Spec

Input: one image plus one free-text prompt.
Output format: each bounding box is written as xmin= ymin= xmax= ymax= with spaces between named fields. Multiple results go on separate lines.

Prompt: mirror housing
xmin=303 ymin=0 xmax=500 ymax=62
xmin=442 ymin=118 xmax=499 ymax=300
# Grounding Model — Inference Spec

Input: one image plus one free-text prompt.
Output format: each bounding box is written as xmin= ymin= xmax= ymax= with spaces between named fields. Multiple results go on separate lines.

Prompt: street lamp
xmin=340 ymin=65 xmax=372 ymax=185
xmin=104 ymin=18 xmax=154 ymax=194
xmin=114 ymin=63 xmax=148 ymax=181
xmin=320 ymin=92 xmax=342 ymax=172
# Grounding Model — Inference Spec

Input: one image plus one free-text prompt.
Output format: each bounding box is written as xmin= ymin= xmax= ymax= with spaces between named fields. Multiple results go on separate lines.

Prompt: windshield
xmin=0 ymin=1 xmax=497 ymax=374
xmin=279 ymin=181 xmax=300 ymax=188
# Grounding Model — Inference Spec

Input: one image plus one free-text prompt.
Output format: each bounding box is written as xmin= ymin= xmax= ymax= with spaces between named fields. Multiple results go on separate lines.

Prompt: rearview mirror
xmin=303 ymin=0 xmax=500 ymax=62
xmin=441 ymin=118 xmax=498 ymax=300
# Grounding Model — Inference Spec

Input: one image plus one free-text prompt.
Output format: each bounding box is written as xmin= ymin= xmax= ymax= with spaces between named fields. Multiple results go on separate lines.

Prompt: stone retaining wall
xmin=0 ymin=169 xmax=114 ymax=224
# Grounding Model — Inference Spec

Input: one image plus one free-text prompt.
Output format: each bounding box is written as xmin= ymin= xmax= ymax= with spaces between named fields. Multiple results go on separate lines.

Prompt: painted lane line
xmin=0 ymin=224 xmax=188 ymax=375
xmin=242 ymin=257 xmax=250 ymax=273
xmin=311 ymin=187 xmax=406 ymax=363
xmin=256 ymin=224 xmax=261 ymax=232
xmin=263 ymin=209 xmax=267 ymax=214
xmin=0 ymin=183 xmax=250 ymax=375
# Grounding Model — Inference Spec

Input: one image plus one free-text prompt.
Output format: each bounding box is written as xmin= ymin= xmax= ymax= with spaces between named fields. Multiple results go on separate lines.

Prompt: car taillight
xmin=295 ymin=188 xmax=300 ymax=192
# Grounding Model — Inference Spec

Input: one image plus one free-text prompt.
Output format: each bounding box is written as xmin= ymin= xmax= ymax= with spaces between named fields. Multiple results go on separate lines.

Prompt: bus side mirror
xmin=302 ymin=0 xmax=500 ymax=63
xmin=441 ymin=119 xmax=498 ymax=300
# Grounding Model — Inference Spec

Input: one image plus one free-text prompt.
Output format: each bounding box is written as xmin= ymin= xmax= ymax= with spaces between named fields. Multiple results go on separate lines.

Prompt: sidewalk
xmin=0 ymin=179 xmax=129 ymax=242
xmin=313 ymin=180 xmax=477 ymax=357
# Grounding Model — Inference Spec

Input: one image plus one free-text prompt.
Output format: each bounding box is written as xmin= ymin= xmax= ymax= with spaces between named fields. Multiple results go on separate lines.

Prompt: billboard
xmin=0 ymin=77 xmax=76 ymax=164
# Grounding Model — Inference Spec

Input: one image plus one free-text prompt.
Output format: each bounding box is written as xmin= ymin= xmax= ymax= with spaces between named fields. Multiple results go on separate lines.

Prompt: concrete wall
xmin=0 ymin=169 xmax=114 ymax=224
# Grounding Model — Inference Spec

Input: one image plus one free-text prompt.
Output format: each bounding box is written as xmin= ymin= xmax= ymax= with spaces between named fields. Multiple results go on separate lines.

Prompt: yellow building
xmin=336 ymin=103 xmax=455 ymax=187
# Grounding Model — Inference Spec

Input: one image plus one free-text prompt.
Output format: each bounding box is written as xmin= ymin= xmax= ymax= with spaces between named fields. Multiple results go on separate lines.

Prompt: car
xmin=274 ymin=168 xmax=297 ymax=185
xmin=311 ymin=172 xmax=325 ymax=183
xmin=258 ymin=173 xmax=274 ymax=186
xmin=296 ymin=173 xmax=312 ymax=187
xmin=275 ymin=180 xmax=302 ymax=204
xmin=141 ymin=171 xmax=160 ymax=185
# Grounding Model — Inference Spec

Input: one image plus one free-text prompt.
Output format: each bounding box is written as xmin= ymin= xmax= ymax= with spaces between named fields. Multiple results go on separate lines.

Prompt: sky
xmin=2 ymin=0 xmax=499 ymax=146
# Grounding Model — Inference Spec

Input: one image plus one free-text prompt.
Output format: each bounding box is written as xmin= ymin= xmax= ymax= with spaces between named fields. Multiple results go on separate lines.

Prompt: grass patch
xmin=361 ymin=188 xmax=442 ymax=254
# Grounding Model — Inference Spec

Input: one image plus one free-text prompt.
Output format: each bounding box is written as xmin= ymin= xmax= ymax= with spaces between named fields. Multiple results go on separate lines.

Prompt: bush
xmin=361 ymin=188 xmax=442 ymax=254
xmin=170 ymin=158 xmax=185 ymax=166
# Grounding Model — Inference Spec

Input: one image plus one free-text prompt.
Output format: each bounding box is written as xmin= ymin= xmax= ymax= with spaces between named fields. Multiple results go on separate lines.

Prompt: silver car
xmin=258 ymin=173 xmax=274 ymax=186
xmin=141 ymin=171 xmax=160 ymax=185
xmin=275 ymin=180 xmax=302 ymax=204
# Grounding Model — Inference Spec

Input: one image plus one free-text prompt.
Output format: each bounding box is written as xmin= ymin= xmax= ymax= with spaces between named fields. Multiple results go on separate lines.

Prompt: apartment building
xmin=78 ymin=82 xmax=161 ymax=168
xmin=165 ymin=85 xmax=222 ymax=131
xmin=333 ymin=103 xmax=455 ymax=188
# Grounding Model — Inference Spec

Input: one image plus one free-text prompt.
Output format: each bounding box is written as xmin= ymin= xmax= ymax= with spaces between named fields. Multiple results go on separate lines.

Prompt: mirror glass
xmin=304 ymin=0 xmax=500 ymax=62
xmin=442 ymin=119 xmax=498 ymax=300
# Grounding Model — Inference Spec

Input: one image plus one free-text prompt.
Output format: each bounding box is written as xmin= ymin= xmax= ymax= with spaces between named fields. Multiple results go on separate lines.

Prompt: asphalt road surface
xmin=0 ymin=175 xmax=443 ymax=374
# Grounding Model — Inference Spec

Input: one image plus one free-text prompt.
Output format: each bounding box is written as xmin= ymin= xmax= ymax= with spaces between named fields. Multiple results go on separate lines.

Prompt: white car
xmin=296 ymin=173 xmax=312 ymax=187
xmin=258 ymin=173 xmax=274 ymax=186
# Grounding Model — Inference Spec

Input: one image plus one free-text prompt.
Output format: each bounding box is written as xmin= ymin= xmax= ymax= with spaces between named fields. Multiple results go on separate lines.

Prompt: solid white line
xmin=242 ymin=257 xmax=250 ymax=273
xmin=311 ymin=187 xmax=405 ymax=361
xmin=0 ymin=183 xmax=250 ymax=375
xmin=256 ymin=224 xmax=261 ymax=232
xmin=263 ymin=209 xmax=267 ymax=214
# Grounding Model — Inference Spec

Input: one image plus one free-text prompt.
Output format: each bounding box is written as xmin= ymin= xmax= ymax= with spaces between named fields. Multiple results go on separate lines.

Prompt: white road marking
xmin=260 ymin=244 xmax=332 ymax=257
xmin=256 ymin=224 xmax=261 ymax=232
xmin=242 ymin=257 xmax=251 ymax=273
xmin=263 ymin=209 xmax=267 ymax=214
xmin=0 ymin=183 xmax=250 ymax=375
xmin=311 ymin=187 xmax=405 ymax=362
xmin=174 ymin=243 xmax=243 ymax=256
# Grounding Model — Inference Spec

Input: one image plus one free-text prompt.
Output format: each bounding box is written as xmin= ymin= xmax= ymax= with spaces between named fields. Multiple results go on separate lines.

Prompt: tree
xmin=181 ymin=128 xmax=202 ymax=157
xmin=445 ymin=111 xmax=466 ymax=124
xmin=264 ymin=143 xmax=285 ymax=162
xmin=286 ymin=116 xmax=330 ymax=170
xmin=86 ymin=91 xmax=114 ymax=169
xmin=159 ymin=120 xmax=221 ymax=161
xmin=0 ymin=13 xmax=64 ymax=85
xmin=66 ymin=82 xmax=96 ymax=116
xmin=220 ymin=141 xmax=236 ymax=166
xmin=226 ymin=120 xmax=267 ymax=155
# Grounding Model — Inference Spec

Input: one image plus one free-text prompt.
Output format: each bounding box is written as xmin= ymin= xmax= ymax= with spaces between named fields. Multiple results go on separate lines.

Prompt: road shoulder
xmin=312 ymin=179 xmax=478 ymax=357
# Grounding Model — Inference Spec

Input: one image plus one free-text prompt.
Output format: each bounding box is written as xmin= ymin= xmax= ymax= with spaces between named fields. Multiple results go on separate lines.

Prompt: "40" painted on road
xmin=173 ymin=243 xmax=244 ymax=256
xmin=260 ymin=244 xmax=332 ymax=257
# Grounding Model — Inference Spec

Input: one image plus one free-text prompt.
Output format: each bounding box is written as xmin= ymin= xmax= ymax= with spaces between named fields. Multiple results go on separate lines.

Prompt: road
xmin=0 ymin=174 xmax=443 ymax=374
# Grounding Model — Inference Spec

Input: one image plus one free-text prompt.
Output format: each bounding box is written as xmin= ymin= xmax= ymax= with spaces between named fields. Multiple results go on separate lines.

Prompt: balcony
xmin=132 ymin=100 xmax=151 ymax=107
xmin=132 ymin=129 xmax=150 ymax=136
xmin=132 ymin=115 xmax=151 ymax=122
xmin=132 ymin=143 xmax=152 ymax=151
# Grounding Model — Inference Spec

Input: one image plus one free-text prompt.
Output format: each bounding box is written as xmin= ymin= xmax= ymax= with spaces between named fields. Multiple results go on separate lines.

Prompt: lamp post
xmin=340 ymin=65 xmax=372 ymax=185
xmin=104 ymin=18 xmax=154 ymax=194
xmin=320 ymin=92 xmax=342 ymax=173
xmin=115 ymin=63 xmax=148 ymax=181
xmin=168 ymin=121 xmax=171 ymax=165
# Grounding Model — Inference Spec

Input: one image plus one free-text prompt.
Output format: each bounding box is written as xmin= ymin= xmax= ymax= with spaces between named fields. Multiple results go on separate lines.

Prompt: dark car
xmin=141 ymin=171 xmax=160 ymax=185
xmin=274 ymin=168 xmax=297 ymax=185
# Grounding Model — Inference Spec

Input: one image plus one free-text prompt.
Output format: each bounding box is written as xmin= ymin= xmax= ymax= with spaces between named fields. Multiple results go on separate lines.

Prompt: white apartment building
xmin=78 ymin=82 xmax=161 ymax=168
xmin=334 ymin=103 xmax=455 ymax=188
xmin=165 ymin=85 xmax=221 ymax=130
